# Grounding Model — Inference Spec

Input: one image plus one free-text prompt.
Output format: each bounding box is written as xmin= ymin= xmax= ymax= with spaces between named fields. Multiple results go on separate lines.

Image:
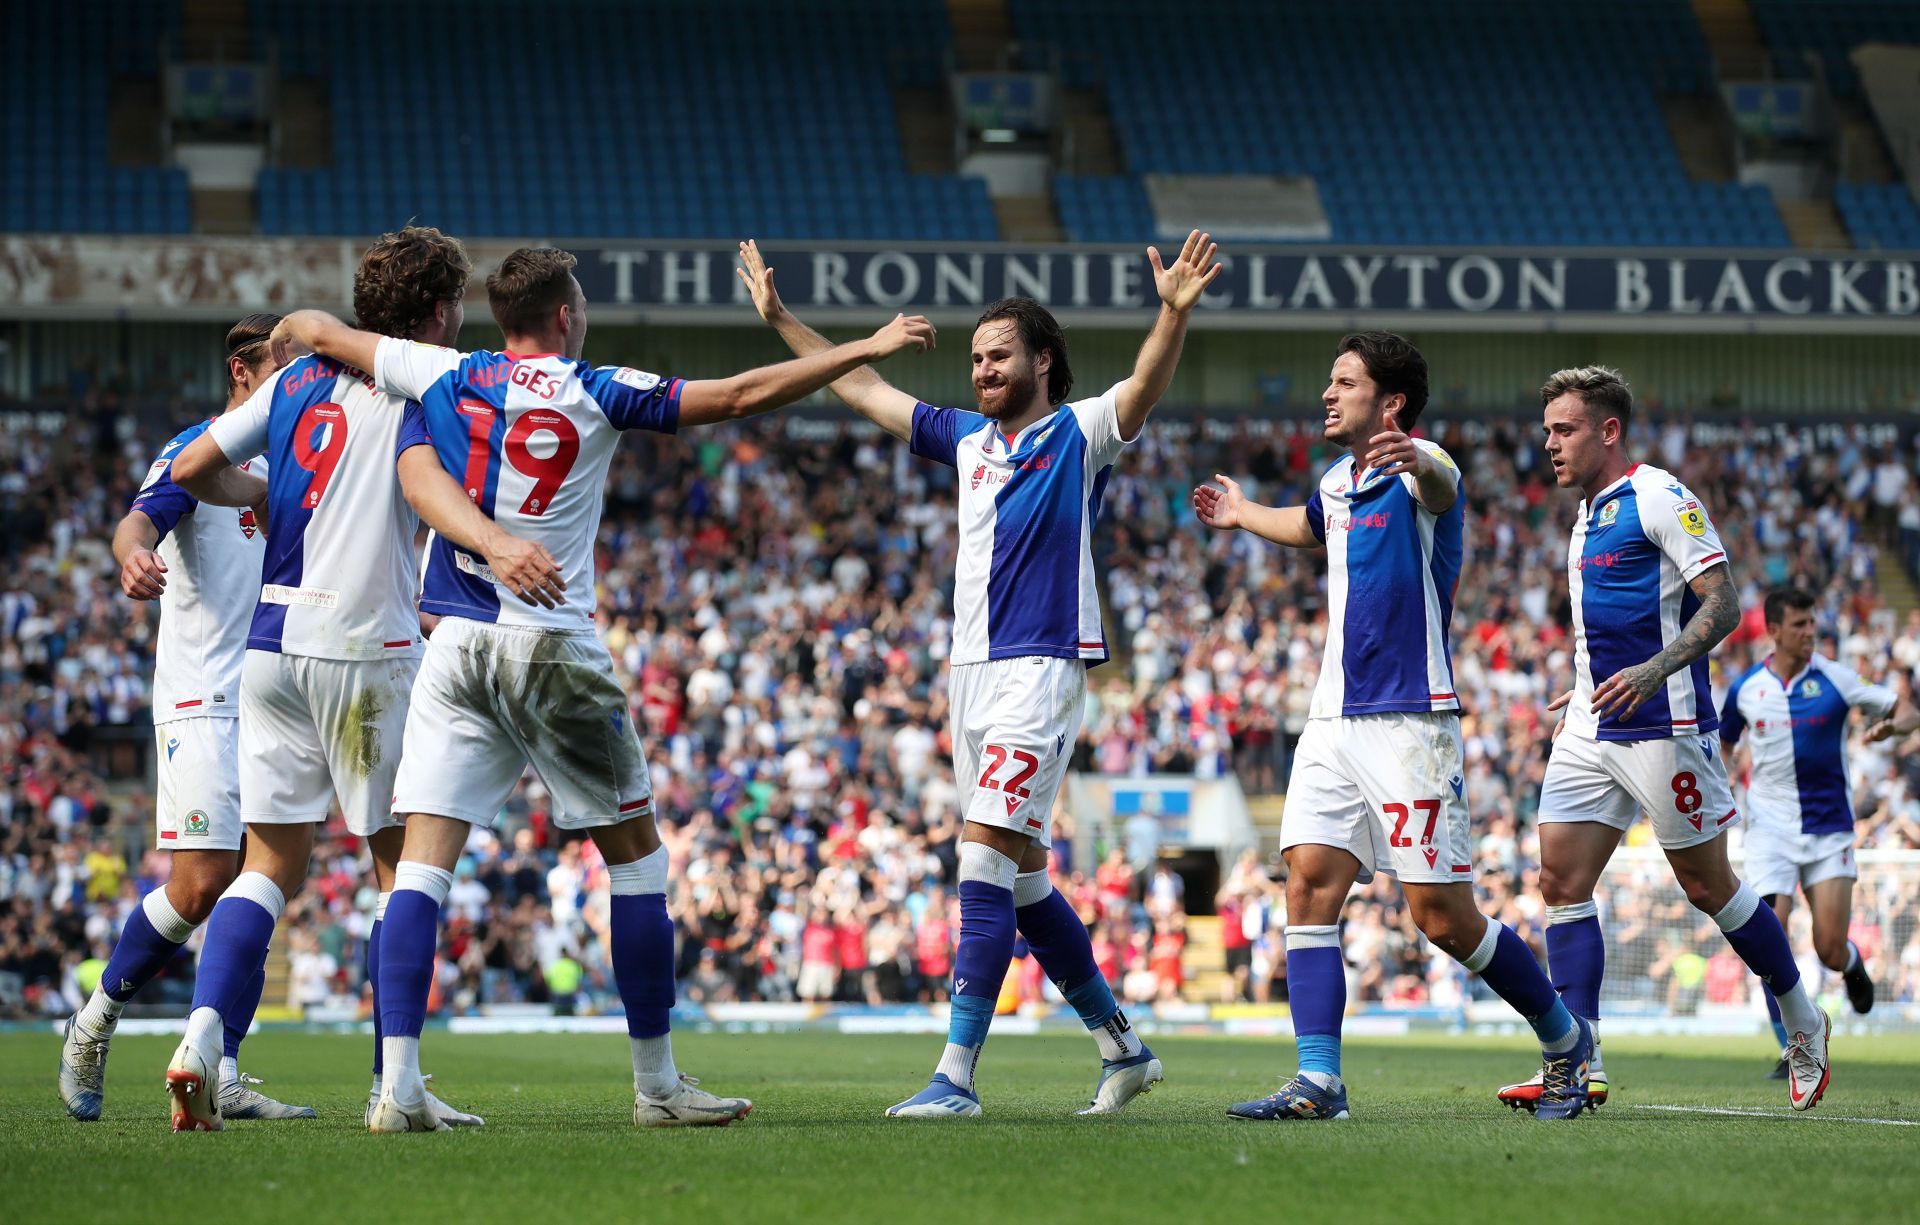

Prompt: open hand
xmin=735 ymin=239 xmax=785 ymax=325
xmin=1365 ymin=408 xmax=1422 ymax=476
xmin=120 ymin=547 xmax=167 ymax=600
xmin=867 ymin=313 xmax=937 ymax=359
xmin=484 ymin=534 xmax=567 ymax=609
xmin=1591 ymin=663 xmax=1664 ymax=722
xmin=1149 ymin=230 xmax=1223 ymax=314
xmin=1192 ymin=474 xmax=1246 ymax=530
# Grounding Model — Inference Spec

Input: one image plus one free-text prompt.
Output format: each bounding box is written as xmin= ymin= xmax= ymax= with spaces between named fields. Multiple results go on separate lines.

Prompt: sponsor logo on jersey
xmin=184 ymin=810 xmax=210 ymax=836
xmin=1448 ymin=774 xmax=1464 ymax=797
xmin=613 ymin=367 xmax=661 ymax=392
xmin=1597 ymin=500 xmax=1620 ymax=528
xmin=970 ymin=463 xmax=987 ymax=491
xmin=1675 ymin=499 xmax=1709 ymax=538
xmin=1325 ymin=511 xmax=1391 ymax=533
xmin=237 ymin=507 xmax=259 ymax=539
xmin=1577 ymin=550 xmax=1621 ymax=571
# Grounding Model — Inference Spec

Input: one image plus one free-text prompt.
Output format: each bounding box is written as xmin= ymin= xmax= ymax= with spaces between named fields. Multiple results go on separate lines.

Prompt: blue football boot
xmin=1534 ymin=1013 xmax=1594 ymax=1120
xmin=886 ymin=1074 xmax=982 ymax=1118
xmin=1226 ymin=1074 xmax=1350 ymax=1121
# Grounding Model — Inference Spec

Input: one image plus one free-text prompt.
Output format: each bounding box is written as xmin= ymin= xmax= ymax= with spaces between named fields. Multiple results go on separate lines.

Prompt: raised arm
xmin=734 ymin=240 xmax=922 ymax=441
xmin=1192 ymin=475 xmax=1321 ymax=549
xmin=273 ymin=310 xmax=382 ymax=378
xmin=1592 ymin=562 xmax=1740 ymax=721
xmin=677 ymin=309 xmax=933 ymax=430
xmin=395 ymin=448 xmax=565 ymax=609
xmin=1113 ymin=230 xmax=1222 ymax=442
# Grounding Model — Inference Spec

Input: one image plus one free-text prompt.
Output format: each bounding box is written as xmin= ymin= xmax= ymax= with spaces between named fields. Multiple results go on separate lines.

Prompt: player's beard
xmin=975 ymin=364 xmax=1039 ymax=419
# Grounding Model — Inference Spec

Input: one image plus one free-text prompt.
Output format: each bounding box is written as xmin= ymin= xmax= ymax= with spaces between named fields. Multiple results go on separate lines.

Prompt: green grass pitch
xmin=4 ymin=1030 xmax=1917 ymax=1224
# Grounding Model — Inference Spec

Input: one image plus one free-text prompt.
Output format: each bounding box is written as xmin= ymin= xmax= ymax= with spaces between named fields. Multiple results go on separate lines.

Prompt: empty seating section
xmin=1834 ymin=182 xmax=1920 ymax=248
xmin=1751 ymin=1 xmax=1920 ymax=97
xmin=2 ymin=5 xmax=191 ymax=234
xmin=250 ymin=0 xmax=997 ymax=240
xmin=1023 ymin=0 xmax=1789 ymax=247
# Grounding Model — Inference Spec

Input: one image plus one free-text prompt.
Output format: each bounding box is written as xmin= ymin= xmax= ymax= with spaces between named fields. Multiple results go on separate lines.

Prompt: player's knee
xmin=1674 ymin=870 xmax=1729 ymax=914
xmin=1536 ymin=863 xmax=1589 ymax=909
xmin=169 ymin=878 xmax=228 ymax=924
xmin=1813 ymin=931 xmax=1850 ymax=971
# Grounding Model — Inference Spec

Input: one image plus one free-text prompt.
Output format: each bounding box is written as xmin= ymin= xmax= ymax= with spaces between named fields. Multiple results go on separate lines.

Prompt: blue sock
xmin=1286 ymin=929 xmax=1345 ymax=1080
xmin=223 ymin=948 xmax=268 ymax=1059
xmin=1544 ymin=911 xmax=1604 ymax=1021
xmin=935 ymin=850 xmax=1018 ymax=1091
xmin=1717 ymin=892 xmax=1802 ymax=995
xmin=378 ymin=890 xmax=441 ymax=1040
xmin=191 ymin=890 xmax=280 ymax=1021
xmin=609 ymin=893 xmax=675 ymax=1039
xmin=100 ymin=895 xmax=187 ymax=1005
xmin=1016 ymin=884 xmax=1139 ymax=1059
xmin=1473 ymin=921 xmax=1575 ymax=1048
xmin=368 ymin=916 xmax=384 ymax=1076
xmin=1765 ymin=988 xmax=1790 ymax=1050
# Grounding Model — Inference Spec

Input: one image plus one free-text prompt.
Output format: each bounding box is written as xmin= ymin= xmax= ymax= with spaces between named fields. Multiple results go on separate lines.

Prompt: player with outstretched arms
xmin=274 ymin=245 xmax=935 ymax=1131
xmin=59 ymin=315 xmax=313 ymax=1123
xmin=737 ymin=231 xmax=1220 ymax=1118
xmin=1194 ymin=333 xmax=1597 ymax=1121
xmin=1495 ymin=366 xmax=1831 ymax=1114
xmin=1722 ymin=586 xmax=1917 ymax=1075
xmin=159 ymin=227 xmax=563 ymax=1132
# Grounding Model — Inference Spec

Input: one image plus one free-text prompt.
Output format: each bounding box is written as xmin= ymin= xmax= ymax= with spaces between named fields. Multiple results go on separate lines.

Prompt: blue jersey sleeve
xmin=1305 ymin=487 xmax=1327 ymax=543
xmin=909 ymin=403 xmax=986 ymax=468
xmin=1719 ymin=676 xmax=1748 ymax=744
xmin=395 ymin=400 xmax=432 ymax=458
xmin=129 ymin=429 xmax=206 ymax=541
xmin=585 ymin=366 xmax=682 ymax=433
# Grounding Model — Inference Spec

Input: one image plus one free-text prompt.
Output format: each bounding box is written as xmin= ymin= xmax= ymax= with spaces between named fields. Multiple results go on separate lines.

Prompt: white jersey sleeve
xmin=1821 ymin=656 xmax=1898 ymax=719
xmin=1405 ymin=439 xmax=1462 ymax=502
xmin=1637 ymin=476 xmax=1728 ymax=582
xmin=1066 ymin=382 xmax=1130 ymax=471
xmin=207 ymin=374 xmax=277 ymax=463
xmin=374 ymin=336 xmax=465 ymax=403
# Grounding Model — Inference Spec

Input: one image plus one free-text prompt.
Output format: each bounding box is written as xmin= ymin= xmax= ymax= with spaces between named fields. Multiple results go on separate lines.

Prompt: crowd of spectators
xmin=2 ymin=397 xmax=1919 ymax=1025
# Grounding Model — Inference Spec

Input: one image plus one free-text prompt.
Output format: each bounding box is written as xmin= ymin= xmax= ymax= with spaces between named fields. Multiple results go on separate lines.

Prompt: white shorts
xmin=1537 ymin=731 xmax=1739 ymax=850
xmin=1280 ymin=712 xmax=1474 ymax=885
xmin=948 ymin=655 xmax=1086 ymax=850
xmin=238 ymin=650 xmax=415 ymax=837
xmin=1744 ymin=824 xmax=1857 ymax=898
xmin=391 ymin=618 xmax=653 ymax=830
xmin=154 ymin=717 xmax=243 ymax=851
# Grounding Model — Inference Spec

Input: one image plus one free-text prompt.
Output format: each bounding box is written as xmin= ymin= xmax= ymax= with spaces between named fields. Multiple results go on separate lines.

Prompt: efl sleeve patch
xmin=1675 ymin=498 xmax=1709 ymax=538
xmin=612 ymin=367 xmax=661 ymax=392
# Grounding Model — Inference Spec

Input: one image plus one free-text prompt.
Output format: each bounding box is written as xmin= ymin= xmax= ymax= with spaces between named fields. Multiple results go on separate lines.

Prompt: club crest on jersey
xmin=1801 ymin=678 xmax=1823 ymax=698
xmin=184 ymin=810 xmax=210 ymax=836
xmin=1675 ymin=499 xmax=1708 ymax=538
xmin=1596 ymin=501 xmax=1620 ymax=528
xmin=237 ymin=507 xmax=259 ymax=538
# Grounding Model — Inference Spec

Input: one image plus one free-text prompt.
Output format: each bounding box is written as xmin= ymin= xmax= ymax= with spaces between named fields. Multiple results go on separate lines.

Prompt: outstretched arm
xmin=676 ymin=310 xmax=933 ymax=430
xmin=1191 ymin=475 xmax=1320 ymax=549
xmin=1592 ymin=562 xmax=1740 ymax=721
xmin=734 ymin=240 xmax=923 ymax=441
xmin=272 ymin=310 xmax=382 ymax=378
xmin=1114 ymin=230 xmax=1222 ymax=441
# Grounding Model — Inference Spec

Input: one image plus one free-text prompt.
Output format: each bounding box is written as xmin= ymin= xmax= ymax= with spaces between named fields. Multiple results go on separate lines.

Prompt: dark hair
xmin=1763 ymin=586 xmax=1816 ymax=627
xmin=224 ymin=312 xmax=282 ymax=389
xmin=1336 ymin=332 xmax=1429 ymax=428
xmin=1539 ymin=365 xmax=1634 ymax=433
xmin=488 ymin=247 xmax=579 ymax=338
xmin=976 ymin=296 xmax=1072 ymax=405
xmin=353 ymin=226 xmax=472 ymax=339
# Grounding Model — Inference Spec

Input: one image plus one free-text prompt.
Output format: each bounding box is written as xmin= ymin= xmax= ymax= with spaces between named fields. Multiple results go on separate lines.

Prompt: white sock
xmin=1772 ymin=981 xmax=1823 ymax=1037
xmin=369 ymin=1075 xmax=382 ymax=1099
xmin=219 ymin=1055 xmax=239 ymax=1089
xmin=381 ymin=1035 xmax=423 ymax=1103
xmin=1092 ymin=1009 xmax=1144 ymax=1061
xmin=1845 ymin=942 xmax=1861 ymax=974
xmin=935 ymin=1042 xmax=979 ymax=1092
xmin=631 ymin=1034 xmax=680 ymax=1099
xmin=1299 ymin=1071 xmax=1341 ymax=1092
xmin=184 ymin=1005 xmax=224 ymax=1056
xmin=374 ymin=890 xmax=392 ymax=922
xmin=75 ymin=986 xmax=126 ymax=1039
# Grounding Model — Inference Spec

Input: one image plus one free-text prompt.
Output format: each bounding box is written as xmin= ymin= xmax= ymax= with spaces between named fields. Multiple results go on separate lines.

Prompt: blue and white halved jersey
xmin=1303 ymin=442 xmax=1463 ymax=718
xmin=209 ymin=355 xmax=430 ymax=661
xmin=909 ymin=383 xmax=1129 ymax=665
xmin=1721 ymin=653 xmax=1894 ymax=836
xmin=372 ymin=338 xmax=681 ymax=628
xmin=1564 ymin=463 xmax=1728 ymax=741
xmin=129 ymin=419 xmax=267 ymax=722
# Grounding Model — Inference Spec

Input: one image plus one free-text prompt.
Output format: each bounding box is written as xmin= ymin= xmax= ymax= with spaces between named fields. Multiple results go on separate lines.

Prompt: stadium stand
xmin=1834 ymin=181 xmax=1920 ymax=249
xmin=0 ymin=6 xmax=192 ymax=234
xmin=1023 ymin=0 xmax=1791 ymax=247
xmin=1751 ymin=0 xmax=1920 ymax=97
xmin=250 ymin=0 xmax=999 ymax=240
xmin=5 ymin=402 xmax=1918 ymax=1020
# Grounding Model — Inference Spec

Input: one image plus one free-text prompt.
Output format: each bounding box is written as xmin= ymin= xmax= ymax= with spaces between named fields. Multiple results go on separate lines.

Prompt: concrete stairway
xmin=1180 ymin=915 xmax=1232 ymax=1002
xmin=1777 ymin=197 xmax=1852 ymax=248
xmin=1692 ymin=0 xmax=1769 ymax=79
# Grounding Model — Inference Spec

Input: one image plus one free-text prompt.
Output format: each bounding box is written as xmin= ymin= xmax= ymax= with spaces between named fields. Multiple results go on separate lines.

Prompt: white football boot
xmin=164 ymin=1026 xmax=223 ymax=1132
xmin=365 ymin=1075 xmax=485 ymax=1128
xmin=217 ymin=1073 xmax=317 ymax=1121
xmin=58 ymin=1017 xmax=110 ymax=1121
xmin=1076 ymin=1050 xmax=1165 ymax=1116
xmin=1786 ymin=1010 xmax=1831 ymax=1111
xmin=634 ymin=1075 xmax=753 ymax=1127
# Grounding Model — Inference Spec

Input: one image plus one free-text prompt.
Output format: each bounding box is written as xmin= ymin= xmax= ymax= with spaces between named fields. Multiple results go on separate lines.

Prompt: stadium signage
xmin=586 ymin=246 xmax=1920 ymax=321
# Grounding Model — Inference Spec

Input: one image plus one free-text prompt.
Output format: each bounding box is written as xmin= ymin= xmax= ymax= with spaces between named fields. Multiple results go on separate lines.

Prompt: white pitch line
xmin=1631 ymin=1104 xmax=1919 ymax=1127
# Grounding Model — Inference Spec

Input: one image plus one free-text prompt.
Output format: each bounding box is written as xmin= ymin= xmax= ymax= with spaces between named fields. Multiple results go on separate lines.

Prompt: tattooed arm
xmin=1591 ymin=562 xmax=1739 ymax=721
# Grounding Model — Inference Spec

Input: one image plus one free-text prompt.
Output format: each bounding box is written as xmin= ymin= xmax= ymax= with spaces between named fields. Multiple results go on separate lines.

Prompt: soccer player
xmin=1495 ymin=366 xmax=1830 ymax=1113
xmin=273 ymin=245 xmax=935 ymax=1131
xmin=59 ymin=314 xmax=313 ymax=1122
xmin=736 ymin=232 xmax=1219 ymax=1119
xmin=160 ymin=227 xmax=564 ymax=1132
xmin=1722 ymin=587 xmax=1913 ymax=1074
xmin=1193 ymin=334 xmax=1596 ymax=1121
